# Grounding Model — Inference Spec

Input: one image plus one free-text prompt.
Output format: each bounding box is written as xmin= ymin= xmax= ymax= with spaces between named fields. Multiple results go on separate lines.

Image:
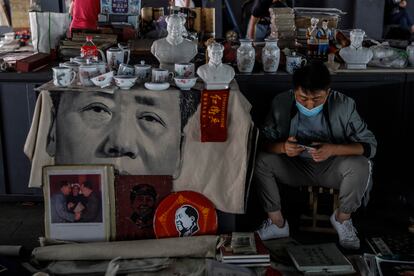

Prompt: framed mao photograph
xmin=114 ymin=175 xmax=172 ymax=240
xmin=43 ymin=165 xmax=114 ymax=242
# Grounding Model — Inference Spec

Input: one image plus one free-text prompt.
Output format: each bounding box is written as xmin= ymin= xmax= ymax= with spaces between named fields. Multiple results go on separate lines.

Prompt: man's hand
xmin=308 ymin=143 xmax=337 ymax=162
xmin=75 ymin=212 xmax=81 ymax=221
xmin=67 ymin=202 xmax=75 ymax=210
xmin=284 ymin=137 xmax=305 ymax=157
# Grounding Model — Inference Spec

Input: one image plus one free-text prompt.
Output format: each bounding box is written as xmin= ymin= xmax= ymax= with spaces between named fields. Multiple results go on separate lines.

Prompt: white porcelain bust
xmin=151 ymin=14 xmax=197 ymax=71
xmin=339 ymin=29 xmax=373 ymax=69
xmin=197 ymin=42 xmax=235 ymax=90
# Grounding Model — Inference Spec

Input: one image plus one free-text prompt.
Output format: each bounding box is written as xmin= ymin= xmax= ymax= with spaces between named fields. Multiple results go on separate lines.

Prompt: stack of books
xmin=218 ymin=232 xmax=270 ymax=267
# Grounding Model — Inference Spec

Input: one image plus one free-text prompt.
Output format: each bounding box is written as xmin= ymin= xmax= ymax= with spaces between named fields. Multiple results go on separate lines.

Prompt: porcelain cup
xmin=117 ymin=63 xmax=135 ymax=76
xmin=151 ymin=68 xmax=173 ymax=83
xmin=286 ymin=54 xmax=307 ymax=74
xmin=174 ymin=63 xmax=195 ymax=78
xmin=52 ymin=67 xmax=76 ymax=87
xmin=106 ymin=47 xmax=130 ymax=70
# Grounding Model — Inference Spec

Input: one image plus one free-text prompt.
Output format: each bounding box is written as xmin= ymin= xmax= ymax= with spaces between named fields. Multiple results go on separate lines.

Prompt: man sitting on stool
xmin=254 ymin=62 xmax=377 ymax=250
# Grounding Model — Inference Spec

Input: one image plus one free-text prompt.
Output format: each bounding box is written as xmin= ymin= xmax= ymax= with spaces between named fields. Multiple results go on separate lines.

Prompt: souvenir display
xmin=114 ymin=75 xmax=138 ymax=90
xmin=269 ymin=7 xmax=296 ymax=49
xmin=106 ymin=46 xmax=131 ymax=70
xmin=407 ymin=42 xmax=414 ymax=67
xmin=174 ymin=63 xmax=195 ymax=78
xmin=151 ymin=68 xmax=174 ymax=83
xmin=237 ymin=39 xmax=255 ymax=73
xmin=90 ymin=71 xmax=114 ymax=88
xmin=325 ymin=53 xmax=340 ymax=72
xmin=174 ymin=76 xmax=197 ymax=90
xmin=79 ymin=63 xmax=100 ymax=86
xmin=285 ymin=52 xmax=307 ymax=74
xmin=144 ymin=82 xmax=170 ymax=91
xmin=43 ymin=165 xmax=114 ymax=242
xmin=316 ymin=19 xmax=334 ymax=57
xmin=52 ymin=67 xmax=76 ymax=88
xmin=114 ymin=175 xmax=172 ymax=241
xmin=151 ymin=14 xmax=198 ymax=72
xmin=262 ymin=38 xmax=280 ymax=73
xmin=117 ymin=63 xmax=135 ymax=76
xmin=197 ymin=42 xmax=235 ymax=90
xmin=134 ymin=61 xmax=152 ymax=84
xmin=339 ymin=29 xmax=373 ymax=70
xmin=153 ymin=191 xmax=218 ymax=238
xmin=306 ymin=17 xmax=319 ymax=57
xmin=369 ymin=43 xmax=408 ymax=68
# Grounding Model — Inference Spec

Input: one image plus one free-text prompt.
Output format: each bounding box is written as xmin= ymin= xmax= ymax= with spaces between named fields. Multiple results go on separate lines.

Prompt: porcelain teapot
xmin=106 ymin=45 xmax=131 ymax=70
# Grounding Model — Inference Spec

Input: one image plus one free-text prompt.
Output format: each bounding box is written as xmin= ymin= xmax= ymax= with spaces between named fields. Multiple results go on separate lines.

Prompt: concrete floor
xmin=0 ymin=202 xmax=44 ymax=251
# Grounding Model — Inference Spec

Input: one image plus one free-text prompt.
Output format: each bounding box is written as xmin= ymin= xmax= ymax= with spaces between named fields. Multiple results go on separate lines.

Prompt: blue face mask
xmin=295 ymin=101 xmax=324 ymax=117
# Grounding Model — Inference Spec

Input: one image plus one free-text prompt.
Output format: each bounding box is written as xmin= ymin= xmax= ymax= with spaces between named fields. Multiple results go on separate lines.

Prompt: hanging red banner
xmin=200 ymin=89 xmax=229 ymax=142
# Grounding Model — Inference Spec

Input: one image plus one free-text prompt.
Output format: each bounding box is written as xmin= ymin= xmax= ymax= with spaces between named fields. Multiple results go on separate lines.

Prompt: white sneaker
xmin=256 ymin=218 xmax=289 ymax=241
xmin=330 ymin=212 xmax=360 ymax=250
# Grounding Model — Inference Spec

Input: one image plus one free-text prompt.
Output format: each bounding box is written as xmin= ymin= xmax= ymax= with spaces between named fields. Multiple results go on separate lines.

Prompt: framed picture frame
xmin=113 ymin=175 xmax=172 ymax=240
xmin=43 ymin=165 xmax=114 ymax=242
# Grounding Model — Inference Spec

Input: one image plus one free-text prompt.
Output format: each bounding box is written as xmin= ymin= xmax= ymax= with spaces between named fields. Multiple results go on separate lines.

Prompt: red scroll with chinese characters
xmin=200 ymin=89 xmax=229 ymax=142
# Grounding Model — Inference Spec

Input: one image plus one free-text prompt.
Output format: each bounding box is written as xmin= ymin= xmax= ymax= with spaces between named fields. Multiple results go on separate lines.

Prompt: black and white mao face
xmin=54 ymin=91 xmax=182 ymax=175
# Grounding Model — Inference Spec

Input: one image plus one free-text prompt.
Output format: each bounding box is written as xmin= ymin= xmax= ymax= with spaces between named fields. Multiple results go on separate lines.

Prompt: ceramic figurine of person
xmin=339 ymin=29 xmax=373 ymax=69
xmin=197 ymin=42 xmax=235 ymax=90
xmin=316 ymin=19 xmax=333 ymax=57
xmin=151 ymin=14 xmax=197 ymax=71
xmin=306 ymin=17 xmax=319 ymax=57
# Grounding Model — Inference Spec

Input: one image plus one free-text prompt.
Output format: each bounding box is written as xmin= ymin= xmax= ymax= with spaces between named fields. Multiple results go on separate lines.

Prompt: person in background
xmin=246 ymin=0 xmax=287 ymax=41
xmin=254 ymin=62 xmax=377 ymax=250
xmin=385 ymin=0 xmax=414 ymax=34
xmin=69 ymin=0 xmax=100 ymax=33
xmin=79 ymin=181 xmax=102 ymax=223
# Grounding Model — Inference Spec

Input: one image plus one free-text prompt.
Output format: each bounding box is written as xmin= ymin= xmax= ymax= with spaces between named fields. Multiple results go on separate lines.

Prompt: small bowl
xmin=91 ymin=71 xmax=114 ymax=88
xmin=114 ymin=75 xmax=137 ymax=90
xmin=144 ymin=82 xmax=170 ymax=91
xmin=174 ymin=77 xmax=197 ymax=90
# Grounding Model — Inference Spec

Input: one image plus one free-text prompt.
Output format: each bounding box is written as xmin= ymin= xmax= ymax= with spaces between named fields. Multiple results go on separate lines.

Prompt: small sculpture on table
xmin=306 ymin=17 xmax=319 ymax=57
xmin=197 ymin=42 xmax=235 ymax=90
xmin=151 ymin=14 xmax=197 ymax=72
xmin=339 ymin=29 xmax=373 ymax=69
xmin=316 ymin=19 xmax=334 ymax=58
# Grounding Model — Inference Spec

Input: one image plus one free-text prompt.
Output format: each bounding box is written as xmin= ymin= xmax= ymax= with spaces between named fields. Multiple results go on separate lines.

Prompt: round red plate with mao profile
xmin=153 ymin=191 xmax=218 ymax=238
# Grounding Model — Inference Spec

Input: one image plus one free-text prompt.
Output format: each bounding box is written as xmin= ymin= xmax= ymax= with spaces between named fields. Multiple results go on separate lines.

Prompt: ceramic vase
xmin=262 ymin=38 xmax=280 ymax=73
xmin=237 ymin=39 xmax=255 ymax=73
xmin=407 ymin=42 xmax=414 ymax=67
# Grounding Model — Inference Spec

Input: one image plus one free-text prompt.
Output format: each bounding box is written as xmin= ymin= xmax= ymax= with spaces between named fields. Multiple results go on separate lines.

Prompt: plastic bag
xmin=29 ymin=12 xmax=71 ymax=53
xmin=369 ymin=43 xmax=408 ymax=68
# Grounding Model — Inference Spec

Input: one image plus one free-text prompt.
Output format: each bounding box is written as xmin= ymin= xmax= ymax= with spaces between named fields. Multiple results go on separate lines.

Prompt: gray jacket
xmin=262 ymin=90 xmax=377 ymax=159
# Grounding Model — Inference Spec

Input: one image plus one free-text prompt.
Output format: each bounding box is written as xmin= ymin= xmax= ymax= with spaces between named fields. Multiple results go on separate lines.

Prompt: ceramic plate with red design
xmin=153 ymin=191 xmax=218 ymax=238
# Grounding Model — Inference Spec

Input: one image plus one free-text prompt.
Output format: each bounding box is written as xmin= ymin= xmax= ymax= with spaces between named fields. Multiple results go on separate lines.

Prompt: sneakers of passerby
xmin=256 ymin=218 xmax=289 ymax=241
xmin=330 ymin=212 xmax=360 ymax=250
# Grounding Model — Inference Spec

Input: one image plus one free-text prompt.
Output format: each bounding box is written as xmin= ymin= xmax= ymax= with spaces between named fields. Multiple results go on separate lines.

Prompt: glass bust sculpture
xmin=151 ymin=14 xmax=197 ymax=71
xmin=197 ymin=42 xmax=235 ymax=90
xmin=339 ymin=29 xmax=373 ymax=69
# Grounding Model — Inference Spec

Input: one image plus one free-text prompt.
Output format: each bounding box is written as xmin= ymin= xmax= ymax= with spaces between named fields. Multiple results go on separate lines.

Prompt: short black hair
xmin=59 ymin=180 xmax=70 ymax=188
xmin=183 ymin=205 xmax=199 ymax=221
xmin=82 ymin=181 xmax=93 ymax=190
xmin=130 ymin=184 xmax=157 ymax=203
xmin=292 ymin=61 xmax=331 ymax=94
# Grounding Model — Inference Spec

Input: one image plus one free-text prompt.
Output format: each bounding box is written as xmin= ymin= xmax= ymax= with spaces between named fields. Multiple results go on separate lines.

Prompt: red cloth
xmin=70 ymin=0 xmax=100 ymax=31
xmin=200 ymin=89 xmax=229 ymax=142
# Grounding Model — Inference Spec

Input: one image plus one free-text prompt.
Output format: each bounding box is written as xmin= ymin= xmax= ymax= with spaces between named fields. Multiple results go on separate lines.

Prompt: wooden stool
xmin=299 ymin=186 xmax=339 ymax=233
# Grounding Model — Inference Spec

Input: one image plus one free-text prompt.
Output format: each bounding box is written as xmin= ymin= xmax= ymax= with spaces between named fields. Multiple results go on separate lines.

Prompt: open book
xmin=287 ymin=243 xmax=355 ymax=274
